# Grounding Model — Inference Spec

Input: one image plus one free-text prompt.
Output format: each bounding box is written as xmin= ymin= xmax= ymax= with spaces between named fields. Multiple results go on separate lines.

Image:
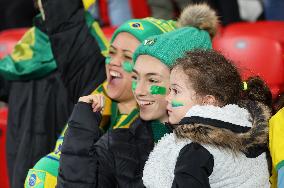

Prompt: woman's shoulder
xmin=95 ymin=118 xmax=153 ymax=149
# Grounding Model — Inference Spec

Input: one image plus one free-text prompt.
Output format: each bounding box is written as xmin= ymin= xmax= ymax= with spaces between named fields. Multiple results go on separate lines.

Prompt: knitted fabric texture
xmin=111 ymin=17 xmax=176 ymax=42
xmin=133 ymin=27 xmax=212 ymax=68
xmin=150 ymin=120 xmax=171 ymax=143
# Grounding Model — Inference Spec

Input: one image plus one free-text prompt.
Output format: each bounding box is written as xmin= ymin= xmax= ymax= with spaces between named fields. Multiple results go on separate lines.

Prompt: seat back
xmin=129 ymin=0 xmax=151 ymax=18
xmin=0 ymin=107 xmax=9 ymax=188
xmin=213 ymin=35 xmax=284 ymax=98
xmin=221 ymin=21 xmax=284 ymax=48
xmin=102 ymin=26 xmax=117 ymax=41
xmin=0 ymin=28 xmax=28 ymax=58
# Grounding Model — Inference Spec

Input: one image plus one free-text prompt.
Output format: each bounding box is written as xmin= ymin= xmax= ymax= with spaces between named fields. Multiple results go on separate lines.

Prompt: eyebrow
xmin=171 ymin=83 xmax=182 ymax=89
xmin=132 ymin=69 xmax=162 ymax=77
xmin=110 ymin=45 xmax=134 ymax=54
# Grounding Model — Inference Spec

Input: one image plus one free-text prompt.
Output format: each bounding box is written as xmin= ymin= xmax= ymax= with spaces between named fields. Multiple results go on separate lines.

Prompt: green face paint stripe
xmin=105 ymin=57 xmax=111 ymax=64
xmin=150 ymin=85 xmax=167 ymax=95
xmin=132 ymin=80 xmax=137 ymax=91
xmin=122 ymin=61 xmax=133 ymax=73
xmin=171 ymin=100 xmax=184 ymax=107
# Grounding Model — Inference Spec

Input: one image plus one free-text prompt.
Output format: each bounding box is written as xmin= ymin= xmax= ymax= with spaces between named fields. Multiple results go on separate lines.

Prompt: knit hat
xmin=111 ymin=17 xmax=176 ymax=43
xmin=133 ymin=4 xmax=218 ymax=68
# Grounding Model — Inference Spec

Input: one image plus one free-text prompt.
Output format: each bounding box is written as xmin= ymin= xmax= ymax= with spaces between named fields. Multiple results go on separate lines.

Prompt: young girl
xmin=143 ymin=49 xmax=272 ymax=187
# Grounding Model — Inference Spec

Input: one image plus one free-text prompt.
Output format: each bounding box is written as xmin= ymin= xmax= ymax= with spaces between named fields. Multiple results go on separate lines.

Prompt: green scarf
xmin=150 ymin=120 xmax=171 ymax=143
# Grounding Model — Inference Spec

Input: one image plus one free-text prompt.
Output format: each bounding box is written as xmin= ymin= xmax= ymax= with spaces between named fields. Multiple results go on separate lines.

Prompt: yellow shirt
xmin=269 ymin=107 xmax=284 ymax=188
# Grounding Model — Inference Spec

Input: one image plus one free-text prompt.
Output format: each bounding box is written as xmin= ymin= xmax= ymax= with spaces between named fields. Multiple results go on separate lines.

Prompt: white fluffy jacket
xmin=143 ymin=102 xmax=271 ymax=188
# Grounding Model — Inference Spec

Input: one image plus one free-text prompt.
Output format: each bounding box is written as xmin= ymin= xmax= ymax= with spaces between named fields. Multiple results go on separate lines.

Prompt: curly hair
xmin=172 ymin=49 xmax=272 ymax=106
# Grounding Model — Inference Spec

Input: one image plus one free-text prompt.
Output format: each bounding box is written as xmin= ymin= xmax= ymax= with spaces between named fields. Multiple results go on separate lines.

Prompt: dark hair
xmin=172 ymin=49 xmax=272 ymax=106
xmin=241 ymin=76 xmax=272 ymax=107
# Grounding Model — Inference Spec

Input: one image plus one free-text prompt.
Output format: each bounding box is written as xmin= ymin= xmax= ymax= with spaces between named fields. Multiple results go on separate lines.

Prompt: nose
xmin=109 ymin=55 xmax=123 ymax=67
xmin=134 ymin=80 xmax=148 ymax=96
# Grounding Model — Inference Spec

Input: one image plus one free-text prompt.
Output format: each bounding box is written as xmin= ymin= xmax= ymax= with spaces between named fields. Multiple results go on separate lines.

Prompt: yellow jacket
xmin=269 ymin=107 xmax=284 ymax=188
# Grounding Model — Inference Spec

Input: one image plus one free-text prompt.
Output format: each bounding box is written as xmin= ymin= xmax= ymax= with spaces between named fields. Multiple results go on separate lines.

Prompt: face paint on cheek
xmin=150 ymin=85 xmax=167 ymax=95
xmin=122 ymin=61 xmax=134 ymax=73
xmin=132 ymin=80 xmax=137 ymax=91
xmin=105 ymin=57 xmax=111 ymax=65
xmin=171 ymin=100 xmax=184 ymax=107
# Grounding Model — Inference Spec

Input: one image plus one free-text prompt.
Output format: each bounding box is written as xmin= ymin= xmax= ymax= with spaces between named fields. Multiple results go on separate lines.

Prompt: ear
xmin=202 ymin=95 xmax=218 ymax=105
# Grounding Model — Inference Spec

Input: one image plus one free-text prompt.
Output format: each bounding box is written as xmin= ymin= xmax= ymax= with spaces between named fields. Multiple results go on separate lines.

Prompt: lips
xmin=108 ymin=69 xmax=123 ymax=85
xmin=137 ymin=99 xmax=155 ymax=107
xmin=110 ymin=70 xmax=122 ymax=78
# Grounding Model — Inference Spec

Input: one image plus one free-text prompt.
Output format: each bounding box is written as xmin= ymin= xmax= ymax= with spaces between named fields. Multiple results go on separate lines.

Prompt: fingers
xmin=79 ymin=94 xmax=105 ymax=112
xmin=92 ymin=94 xmax=105 ymax=112
xmin=79 ymin=96 xmax=93 ymax=103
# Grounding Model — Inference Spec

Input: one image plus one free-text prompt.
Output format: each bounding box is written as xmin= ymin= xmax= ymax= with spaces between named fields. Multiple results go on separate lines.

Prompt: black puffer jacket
xmin=57 ymin=102 xmax=155 ymax=188
xmin=1 ymin=0 xmax=106 ymax=186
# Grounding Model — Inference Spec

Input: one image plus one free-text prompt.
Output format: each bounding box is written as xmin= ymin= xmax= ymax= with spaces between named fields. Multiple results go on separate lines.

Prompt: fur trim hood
xmin=173 ymin=100 xmax=271 ymax=157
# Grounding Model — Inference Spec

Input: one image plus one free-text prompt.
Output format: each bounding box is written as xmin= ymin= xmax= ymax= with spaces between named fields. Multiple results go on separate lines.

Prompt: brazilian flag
xmin=0 ymin=12 xmax=109 ymax=81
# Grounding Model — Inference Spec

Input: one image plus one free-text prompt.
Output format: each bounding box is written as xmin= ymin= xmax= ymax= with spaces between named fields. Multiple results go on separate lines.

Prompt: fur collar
xmin=174 ymin=100 xmax=271 ymax=156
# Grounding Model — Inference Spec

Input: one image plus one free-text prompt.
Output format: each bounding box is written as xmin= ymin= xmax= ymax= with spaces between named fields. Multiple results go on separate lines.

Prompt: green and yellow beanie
xmin=111 ymin=17 xmax=176 ymax=42
xmin=133 ymin=4 xmax=218 ymax=68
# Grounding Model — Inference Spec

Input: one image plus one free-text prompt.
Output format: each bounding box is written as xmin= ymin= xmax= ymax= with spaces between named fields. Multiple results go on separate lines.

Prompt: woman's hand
xmin=79 ymin=94 xmax=105 ymax=112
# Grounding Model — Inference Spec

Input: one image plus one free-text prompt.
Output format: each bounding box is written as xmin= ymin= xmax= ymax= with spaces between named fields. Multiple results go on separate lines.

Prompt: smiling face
xmin=166 ymin=67 xmax=202 ymax=124
xmin=106 ymin=32 xmax=140 ymax=102
xmin=132 ymin=55 xmax=170 ymax=123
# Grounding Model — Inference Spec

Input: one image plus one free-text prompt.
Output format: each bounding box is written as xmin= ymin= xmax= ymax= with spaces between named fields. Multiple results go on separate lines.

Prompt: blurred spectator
xmin=108 ymin=0 xmax=132 ymax=26
xmin=147 ymin=0 xmax=189 ymax=20
xmin=264 ymin=0 xmax=284 ymax=20
xmin=0 ymin=0 xmax=37 ymax=31
xmin=238 ymin=0 xmax=263 ymax=22
xmin=90 ymin=0 xmax=133 ymax=26
xmin=193 ymin=0 xmax=241 ymax=25
xmin=147 ymin=0 xmax=241 ymax=26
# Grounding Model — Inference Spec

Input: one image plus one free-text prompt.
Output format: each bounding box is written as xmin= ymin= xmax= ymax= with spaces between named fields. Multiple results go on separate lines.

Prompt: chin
xmin=139 ymin=114 xmax=151 ymax=121
xmin=106 ymin=89 xmax=121 ymax=100
xmin=139 ymin=112 xmax=155 ymax=121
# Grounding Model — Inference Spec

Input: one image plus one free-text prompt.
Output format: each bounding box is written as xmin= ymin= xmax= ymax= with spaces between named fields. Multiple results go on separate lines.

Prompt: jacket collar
xmin=174 ymin=100 xmax=271 ymax=157
xmin=129 ymin=118 xmax=149 ymax=135
xmin=185 ymin=103 xmax=252 ymax=128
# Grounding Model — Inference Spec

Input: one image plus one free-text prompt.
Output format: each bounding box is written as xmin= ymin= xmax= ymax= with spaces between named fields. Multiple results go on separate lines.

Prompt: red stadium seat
xmin=98 ymin=0 xmax=110 ymax=26
xmin=102 ymin=26 xmax=117 ymax=41
xmin=0 ymin=38 xmax=19 ymax=59
xmin=0 ymin=107 xmax=9 ymax=188
xmin=221 ymin=21 xmax=284 ymax=48
xmin=0 ymin=28 xmax=28 ymax=40
xmin=129 ymin=0 xmax=151 ymax=18
xmin=0 ymin=28 xmax=28 ymax=59
xmin=213 ymin=35 xmax=284 ymax=98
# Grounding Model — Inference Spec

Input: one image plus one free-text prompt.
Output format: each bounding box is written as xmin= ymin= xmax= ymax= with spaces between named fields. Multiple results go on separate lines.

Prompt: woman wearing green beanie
xmin=58 ymin=3 xmax=218 ymax=188
xmin=23 ymin=0 xmax=176 ymax=187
